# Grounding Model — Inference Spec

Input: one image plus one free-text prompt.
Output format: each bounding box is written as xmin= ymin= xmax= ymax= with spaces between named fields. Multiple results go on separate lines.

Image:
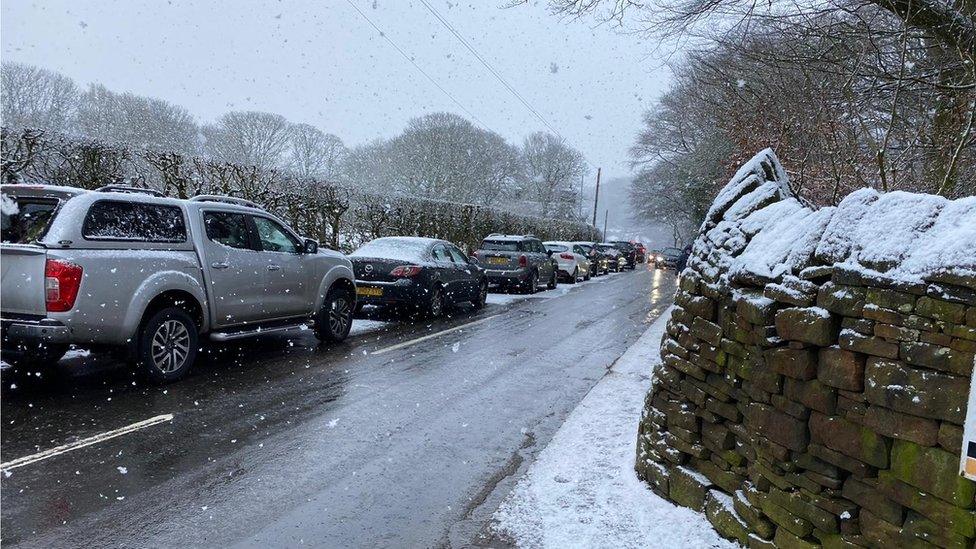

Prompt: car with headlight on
xmin=597 ymin=243 xmax=627 ymax=272
xmin=350 ymin=237 xmax=487 ymax=317
xmin=543 ymin=241 xmax=591 ymax=283
xmin=574 ymin=241 xmax=609 ymax=276
xmin=653 ymin=247 xmax=684 ymax=270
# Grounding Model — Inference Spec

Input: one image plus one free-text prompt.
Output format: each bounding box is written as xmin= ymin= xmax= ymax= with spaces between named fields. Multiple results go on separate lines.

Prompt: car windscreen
xmin=1 ymin=195 xmax=59 ymax=244
xmin=480 ymin=239 xmax=520 ymax=252
xmin=545 ymin=244 xmax=568 ymax=252
xmin=351 ymin=238 xmax=430 ymax=262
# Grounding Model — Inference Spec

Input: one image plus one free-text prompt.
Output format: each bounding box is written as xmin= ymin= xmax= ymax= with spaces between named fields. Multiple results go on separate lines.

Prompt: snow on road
xmin=491 ymin=306 xmax=735 ymax=549
xmin=486 ymin=270 xmax=625 ymax=306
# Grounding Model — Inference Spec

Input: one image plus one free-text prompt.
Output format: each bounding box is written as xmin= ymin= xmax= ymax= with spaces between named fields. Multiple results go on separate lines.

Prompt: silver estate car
xmin=0 ymin=184 xmax=356 ymax=382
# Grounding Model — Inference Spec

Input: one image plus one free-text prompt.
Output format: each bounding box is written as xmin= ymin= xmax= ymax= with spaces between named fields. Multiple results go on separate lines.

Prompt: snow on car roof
xmin=350 ymin=236 xmax=439 ymax=261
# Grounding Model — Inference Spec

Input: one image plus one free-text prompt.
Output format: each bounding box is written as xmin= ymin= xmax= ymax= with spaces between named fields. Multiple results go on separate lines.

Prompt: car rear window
xmin=663 ymin=247 xmax=682 ymax=258
xmin=83 ymin=200 xmax=186 ymax=242
xmin=577 ymin=244 xmax=593 ymax=253
xmin=1 ymin=195 xmax=59 ymax=244
xmin=545 ymin=244 xmax=568 ymax=252
xmin=351 ymin=237 xmax=430 ymax=262
xmin=480 ymin=239 xmax=520 ymax=252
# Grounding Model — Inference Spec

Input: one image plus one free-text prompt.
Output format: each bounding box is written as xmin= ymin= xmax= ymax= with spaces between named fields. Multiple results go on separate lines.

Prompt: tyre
xmin=137 ymin=307 xmax=198 ymax=383
xmin=316 ymin=285 xmax=354 ymax=342
xmin=569 ymin=267 xmax=578 ymax=284
xmin=473 ymin=281 xmax=488 ymax=309
xmin=425 ymin=285 xmax=446 ymax=318
xmin=523 ymin=270 xmax=540 ymax=294
xmin=584 ymin=268 xmax=591 ymax=281
xmin=547 ymin=270 xmax=557 ymax=290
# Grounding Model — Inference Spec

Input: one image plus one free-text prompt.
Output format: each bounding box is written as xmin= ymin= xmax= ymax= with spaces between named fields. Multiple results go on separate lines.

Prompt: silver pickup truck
xmin=0 ymin=184 xmax=356 ymax=382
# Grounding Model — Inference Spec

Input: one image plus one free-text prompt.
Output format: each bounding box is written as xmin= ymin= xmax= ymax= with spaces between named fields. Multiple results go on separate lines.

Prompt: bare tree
xmin=519 ymin=132 xmax=588 ymax=218
xmin=74 ymin=84 xmax=199 ymax=153
xmin=288 ymin=123 xmax=346 ymax=180
xmin=1 ymin=62 xmax=78 ymax=134
xmin=201 ymin=111 xmax=293 ymax=169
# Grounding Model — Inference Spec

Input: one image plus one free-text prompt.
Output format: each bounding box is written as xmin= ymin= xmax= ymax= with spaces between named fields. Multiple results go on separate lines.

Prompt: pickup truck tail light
xmin=559 ymin=253 xmax=574 ymax=260
xmin=390 ymin=265 xmax=423 ymax=278
xmin=45 ymin=259 xmax=83 ymax=312
xmin=518 ymin=254 xmax=528 ymax=268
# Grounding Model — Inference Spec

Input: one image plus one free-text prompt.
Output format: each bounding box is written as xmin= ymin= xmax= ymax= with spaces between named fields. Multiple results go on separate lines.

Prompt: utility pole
xmin=578 ymin=174 xmax=584 ymax=218
xmin=603 ymin=209 xmax=608 ymax=238
xmin=591 ymin=167 xmax=601 ymax=227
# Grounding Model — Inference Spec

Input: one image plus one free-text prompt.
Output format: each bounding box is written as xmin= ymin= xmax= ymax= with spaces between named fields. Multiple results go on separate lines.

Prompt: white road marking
xmin=0 ymin=413 xmax=174 ymax=472
xmin=371 ymin=314 xmax=502 ymax=356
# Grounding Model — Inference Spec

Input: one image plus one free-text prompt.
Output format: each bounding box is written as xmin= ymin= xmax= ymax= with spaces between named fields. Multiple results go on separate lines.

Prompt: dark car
xmin=653 ymin=247 xmax=684 ymax=270
xmin=608 ymin=240 xmax=638 ymax=269
xmin=350 ymin=237 xmax=487 ymax=318
xmin=597 ymin=243 xmax=626 ymax=272
xmin=633 ymin=242 xmax=647 ymax=263
xmin=474 ymin=234 xmax=558 ymax=293
xmin=574 ymin=241 xmax=610 ymax=276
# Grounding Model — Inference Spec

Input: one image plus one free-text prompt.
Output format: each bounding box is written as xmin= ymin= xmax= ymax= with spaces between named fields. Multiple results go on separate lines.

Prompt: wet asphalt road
xmin=1 ymin=266 xmax=675 ymax=548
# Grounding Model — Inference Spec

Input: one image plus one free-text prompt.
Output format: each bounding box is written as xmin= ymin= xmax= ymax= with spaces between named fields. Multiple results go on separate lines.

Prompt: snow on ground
xmin=491 ymin=307 xmax=735 ymax=549
xmin=486 ymin=271 xmax=624 ymax=306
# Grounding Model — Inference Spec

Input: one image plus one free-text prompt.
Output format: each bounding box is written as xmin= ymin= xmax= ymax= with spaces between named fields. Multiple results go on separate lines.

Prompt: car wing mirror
xmin=303 ymin=238 xmax=319 ymax=254
xmin=468 ymin=257 xmax=479 ymax=265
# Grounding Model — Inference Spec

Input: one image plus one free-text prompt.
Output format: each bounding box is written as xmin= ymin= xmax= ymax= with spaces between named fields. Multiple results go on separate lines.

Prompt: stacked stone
xmin=635 ymin=150 xmax=976 ymax=549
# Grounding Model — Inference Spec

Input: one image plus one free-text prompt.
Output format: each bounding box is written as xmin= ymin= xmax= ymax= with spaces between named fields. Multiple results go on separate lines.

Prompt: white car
xmin=543 ymin=241 xmax=591 ymax=283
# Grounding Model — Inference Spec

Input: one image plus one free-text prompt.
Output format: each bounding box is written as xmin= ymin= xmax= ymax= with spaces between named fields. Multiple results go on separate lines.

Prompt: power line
xmin=416 ymin=0 xmax=594 ymax=167
xmin=342 ymin=0 xmax=494 ymax=132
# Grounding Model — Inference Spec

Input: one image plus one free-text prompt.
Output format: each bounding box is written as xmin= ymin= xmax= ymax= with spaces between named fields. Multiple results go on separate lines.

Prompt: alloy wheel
xmin=329 ymin=295 xmax=351 ymax=335
xmin=151 ymin=319 xmax=190 ymax=374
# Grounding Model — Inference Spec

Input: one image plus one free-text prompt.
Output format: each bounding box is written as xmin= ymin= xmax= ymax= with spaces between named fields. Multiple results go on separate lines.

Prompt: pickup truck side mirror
xmin=468 ymin=256 xmax=479 ymax=265
xmin=303 ymin=238 xmax=319 ymax=254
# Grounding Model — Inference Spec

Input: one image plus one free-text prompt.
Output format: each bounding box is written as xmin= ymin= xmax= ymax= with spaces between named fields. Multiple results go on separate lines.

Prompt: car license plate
xmin=488 ymin=257 xmax=508 ymax=265
xmin=356 ymin=286 xmax=383 ymax=297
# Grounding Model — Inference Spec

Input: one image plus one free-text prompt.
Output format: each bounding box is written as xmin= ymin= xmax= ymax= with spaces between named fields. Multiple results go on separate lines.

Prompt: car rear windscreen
xmin=480 ymin=239 xmax=520 ymax=252
xmin=545 ymin=244 xmax=568 ymax=252
xmin=663 ymin=247 xmax=682 ymax=257
xmin=83 ymin=200 xmax=187 ymax=242
xmin=351 ymin=238 xmax=430 ymax=262
xmin=1 ymin=195 xmax=59 ymax=244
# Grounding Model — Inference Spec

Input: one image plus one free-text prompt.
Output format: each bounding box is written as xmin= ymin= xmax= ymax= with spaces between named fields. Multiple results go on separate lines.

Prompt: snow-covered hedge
xmin=0 ymin=127 xmax=598 ymax=251
xmin=636 ymin=149 xmax=976 ymax=548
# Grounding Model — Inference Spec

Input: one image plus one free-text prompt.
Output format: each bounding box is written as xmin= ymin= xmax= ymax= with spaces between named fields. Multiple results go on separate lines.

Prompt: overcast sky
xmin=1 ymin=0 xmax=674 ymax=239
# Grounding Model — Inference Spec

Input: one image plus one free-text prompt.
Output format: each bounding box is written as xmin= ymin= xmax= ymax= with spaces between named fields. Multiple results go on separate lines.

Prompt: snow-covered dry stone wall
xmin=636 ymin=149 xmax=976 ymax=548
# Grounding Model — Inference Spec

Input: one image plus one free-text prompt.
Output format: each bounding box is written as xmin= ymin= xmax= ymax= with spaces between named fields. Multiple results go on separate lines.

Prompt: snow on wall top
xmin=690 ymin=148 xmax=976 ymax=285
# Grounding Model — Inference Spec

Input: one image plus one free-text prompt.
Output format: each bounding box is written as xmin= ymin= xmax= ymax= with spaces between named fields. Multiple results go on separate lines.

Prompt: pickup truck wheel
xmin=137 ymin=307 xmax=198 ymax=383
xmin=316 ymin=286 xmax=354 ymax=343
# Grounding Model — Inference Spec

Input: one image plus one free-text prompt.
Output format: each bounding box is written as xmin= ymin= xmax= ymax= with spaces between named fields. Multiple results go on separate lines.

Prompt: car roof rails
xmin=95 ymin=185 xmax=167 ymax=198
xmin=189 ymin=195 xmax=263 ymax=209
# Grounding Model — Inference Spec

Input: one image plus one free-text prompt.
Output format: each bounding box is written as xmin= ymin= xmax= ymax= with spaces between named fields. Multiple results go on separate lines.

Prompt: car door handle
xmin=267 ymin=264 xmax=281 ymax=271
xmin=211 ymin=261 xmax=229 ymax=270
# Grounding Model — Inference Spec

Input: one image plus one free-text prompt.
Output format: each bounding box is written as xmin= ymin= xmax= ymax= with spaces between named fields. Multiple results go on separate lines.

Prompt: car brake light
xmin=518 ymin=254 xmax=528 ymax=268
xmin=45 ymin=259 xmax=83 ymax=312
xmin=390 ymin=265 xmax=423 ymax=277
xmin=559 ymin=253 xmax=574 ymax=260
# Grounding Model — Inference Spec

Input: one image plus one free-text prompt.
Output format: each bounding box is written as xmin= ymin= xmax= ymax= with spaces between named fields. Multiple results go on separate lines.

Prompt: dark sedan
xmin=350 ymin=237 xmax=488 ymax=318
xmin=608 ymin=240 xmax=638 ymax=269
xmin=652 ymin=247 xmax=684 ymax=270
xmin=574 ymin=242 xmax=610 ymax=276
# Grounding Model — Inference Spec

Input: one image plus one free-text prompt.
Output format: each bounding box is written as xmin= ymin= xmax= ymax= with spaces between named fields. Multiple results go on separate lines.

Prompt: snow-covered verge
xmin=491 ymin=308 xmax=735 ymax=548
